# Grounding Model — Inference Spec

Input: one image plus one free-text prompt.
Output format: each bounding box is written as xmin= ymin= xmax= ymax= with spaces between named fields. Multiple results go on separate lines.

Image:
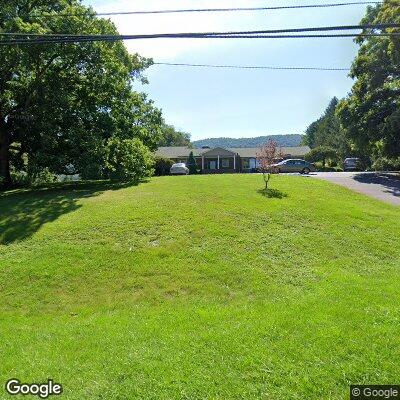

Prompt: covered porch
xmin=199 ymin=148 xmax=239 ymax=173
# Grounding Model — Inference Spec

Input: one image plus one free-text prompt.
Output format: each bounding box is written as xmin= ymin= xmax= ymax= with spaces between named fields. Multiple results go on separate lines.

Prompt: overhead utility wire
xmin=153 ymin=63 xmax=351 ymax=71
xmin=1 ymin=24 xmax=399 ymax=45
xmin=1 ymin=32 xmax=398 ymax=46
xmin=29 ymin=2 xmax=382 ymax=17
xmin=1 ymin=23 xmax=399 ymax=38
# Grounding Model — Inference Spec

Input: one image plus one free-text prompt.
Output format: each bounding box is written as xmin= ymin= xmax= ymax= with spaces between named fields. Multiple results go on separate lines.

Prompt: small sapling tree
xmin=256 ymin=140 xmax=282 ymax=190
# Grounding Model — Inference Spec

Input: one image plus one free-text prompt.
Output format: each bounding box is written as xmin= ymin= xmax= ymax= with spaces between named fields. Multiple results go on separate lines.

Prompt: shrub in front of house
xmin=154 ymin=156 xmax=174 ymax=176
xmin=305 ymin=146 xmax=339 ymax=167
xmin=106 ymin=138 xmax=154 ymax=183
xmin=187 ymin=151 xmax=197 ymax=175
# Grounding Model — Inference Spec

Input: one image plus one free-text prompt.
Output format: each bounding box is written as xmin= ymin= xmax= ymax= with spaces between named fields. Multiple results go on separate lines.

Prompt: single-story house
xmin=155 ymin=145 xmax=311 ymax=173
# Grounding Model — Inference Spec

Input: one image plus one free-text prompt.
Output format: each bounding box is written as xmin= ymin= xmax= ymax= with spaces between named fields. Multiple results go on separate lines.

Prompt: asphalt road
xmin=310 ymin=171 xmax=400 ymax=206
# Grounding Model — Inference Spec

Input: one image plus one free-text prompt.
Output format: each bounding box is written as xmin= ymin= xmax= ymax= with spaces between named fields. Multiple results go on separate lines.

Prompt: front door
xmin=210 ymin=161 xmax=217 ymax=170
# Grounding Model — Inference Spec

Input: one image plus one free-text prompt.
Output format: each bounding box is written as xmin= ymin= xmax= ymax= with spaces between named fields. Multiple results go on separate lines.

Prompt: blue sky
xmin=87 ymin=0 xmax=369 ymax=140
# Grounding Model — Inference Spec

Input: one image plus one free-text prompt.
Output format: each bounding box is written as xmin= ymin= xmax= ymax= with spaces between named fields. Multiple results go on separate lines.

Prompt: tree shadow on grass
xmin=0 ymin=180 xmax=134 ymax=245
xmin=257 ymin=188 xmax=288 ymax=199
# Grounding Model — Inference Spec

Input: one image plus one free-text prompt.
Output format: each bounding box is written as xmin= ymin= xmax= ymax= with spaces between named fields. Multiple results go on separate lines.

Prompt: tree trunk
xmin=263 ymin=172 xmax=270 ymax=190
xmin=0 ymin=124 xmax=11 ymax=188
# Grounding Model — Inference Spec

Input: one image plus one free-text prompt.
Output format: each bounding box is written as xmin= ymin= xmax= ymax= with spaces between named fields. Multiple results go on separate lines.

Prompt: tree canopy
xmin=337 ymin=0 xmax=400 ymax=162
xmin=302 ymin=97 xmax=348 ymax=154
xmin=0 ymin=0 xmax=162 ymax=187
xmin=158 ymin=123 xmax=191 ymax=147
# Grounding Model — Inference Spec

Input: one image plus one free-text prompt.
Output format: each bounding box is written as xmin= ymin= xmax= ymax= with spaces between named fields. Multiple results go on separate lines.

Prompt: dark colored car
xmin=343 ymin=158 xmax=360 ymax=171
xmin=272 ymin=159 xmax=316 ymax=174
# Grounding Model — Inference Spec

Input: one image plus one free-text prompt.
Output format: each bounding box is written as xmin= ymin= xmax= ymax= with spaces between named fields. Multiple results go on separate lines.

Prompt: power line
xmin=153 ymin=62 xmax=350 ymax=71
xmin=1 ymin=23 xmax=398 ymax=38
xmin=29 ymin=2 xmax=382 ymax=17
xmin=1 ymin=24 xmax=398 ymax=45
xmin=153 ymin=62 xmax=400 ymax=73
xmin=2 ymin=32 xmax=398 ymax=46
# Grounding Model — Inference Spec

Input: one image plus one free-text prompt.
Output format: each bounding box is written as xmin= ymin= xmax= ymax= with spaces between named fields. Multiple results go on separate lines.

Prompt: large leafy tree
xmin=313 ymin=98 xmax=340 ymax=148
xmin=0 ymin=0 xmax=162 ymax=187
xmin=303 ymin=97 xmax=348 ymax=156
xmin=337 ymin=0 xmax=400 ymax=161
xmin=158 ymin=123 xmax=191 ymax=147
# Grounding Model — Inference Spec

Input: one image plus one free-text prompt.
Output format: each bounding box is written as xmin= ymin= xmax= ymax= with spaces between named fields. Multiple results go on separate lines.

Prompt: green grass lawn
xmin=0 ymin=174 xmax=399 ymax=399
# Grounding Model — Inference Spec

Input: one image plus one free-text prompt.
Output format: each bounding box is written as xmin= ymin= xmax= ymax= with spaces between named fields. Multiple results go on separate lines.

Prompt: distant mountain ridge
xmin=192 ymin=135 xmax=304 ymax=148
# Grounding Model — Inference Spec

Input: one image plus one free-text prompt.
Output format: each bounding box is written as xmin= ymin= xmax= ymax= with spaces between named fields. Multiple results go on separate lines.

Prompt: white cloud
xmin=87 ymin=0 xmax=367 ymax=139
xmin=92 ymin=0 xmax=266 ymax=59
xmin=90 ymin=0 xmax=366 ymax=61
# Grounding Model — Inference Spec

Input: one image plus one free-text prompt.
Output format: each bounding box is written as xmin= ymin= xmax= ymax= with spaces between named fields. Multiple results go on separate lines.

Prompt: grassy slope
xmin=0 ymin=175 xmax=399 ymax=399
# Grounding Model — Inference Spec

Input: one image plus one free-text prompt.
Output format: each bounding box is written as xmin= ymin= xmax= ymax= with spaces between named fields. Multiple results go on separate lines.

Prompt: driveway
xmin=310 ymin=172 xmax=400 ymax=206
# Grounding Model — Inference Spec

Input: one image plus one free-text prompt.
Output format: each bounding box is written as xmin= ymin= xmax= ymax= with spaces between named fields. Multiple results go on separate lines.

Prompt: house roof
xmin=155 ymin=146 xmax=311 ymax=159
xmin=230 ymin=146 xmax=311 ymax=158
xmin=155 ymin=147 xmax=206 ymax=158
xmin=202 ymin=147 xmax=237 ymax=157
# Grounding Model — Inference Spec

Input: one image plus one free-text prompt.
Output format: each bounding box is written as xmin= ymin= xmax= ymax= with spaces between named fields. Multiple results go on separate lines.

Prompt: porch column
xmin=233 ymin=155 xmax=236 ymax=171
xmin=202 ymin=156 xmax=204 ymax=170
xmin=217 ymin=155 xmax=220 ymax=170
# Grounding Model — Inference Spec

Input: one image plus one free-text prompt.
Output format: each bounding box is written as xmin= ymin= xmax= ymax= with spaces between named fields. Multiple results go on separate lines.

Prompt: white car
xmin=170 ymin=163 xmax=189 ymax=175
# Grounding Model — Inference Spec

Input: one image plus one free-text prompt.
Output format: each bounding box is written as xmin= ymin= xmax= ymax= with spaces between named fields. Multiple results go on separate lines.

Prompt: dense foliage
xmin=158 ymin=123 xmax=191 ymax=147
xmin=193 ymin=135 xmax=303 ymax=149
xmin=154 ymin=156 xmax=174 ymax=176
xmin=0 ymin=0 xmax=162 ymax=188
xmin=302 ymin=98 xmax=349 ymax=158
xmin=304 ymin=146 xmax=339 ymax=166
xmin=303 ymin=2 xmax=400 ymax=170
xmin=337 ymin=0 xmax=400 ymax=166
xmin=106 ymin=138 xmax=154 ymax=182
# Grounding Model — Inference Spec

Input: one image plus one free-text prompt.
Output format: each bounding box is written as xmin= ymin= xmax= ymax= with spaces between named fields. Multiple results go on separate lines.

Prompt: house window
xmin=221 ymin=158 xmax=230 ymax=168
xmin=242 ymin=159 xmax=250 ymax=169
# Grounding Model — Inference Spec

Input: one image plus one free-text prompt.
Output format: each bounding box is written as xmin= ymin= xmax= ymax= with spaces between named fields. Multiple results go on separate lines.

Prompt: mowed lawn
xmin=0 ymin=174 xmax=399 ymax=399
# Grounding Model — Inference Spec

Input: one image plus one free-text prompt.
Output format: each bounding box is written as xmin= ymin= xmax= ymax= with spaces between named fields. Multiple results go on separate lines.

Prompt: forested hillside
xmin=193 ymin=135 xmax=303 ymax=148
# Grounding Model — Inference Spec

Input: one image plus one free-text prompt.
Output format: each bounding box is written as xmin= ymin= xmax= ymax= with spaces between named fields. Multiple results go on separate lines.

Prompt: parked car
xmin=343 ymin=157 xmax=360 ymax=171
xmin=272 ymin=159 xmax=316 ymax=174
xmin=170 ymin=163 xmax=189 ymax=175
